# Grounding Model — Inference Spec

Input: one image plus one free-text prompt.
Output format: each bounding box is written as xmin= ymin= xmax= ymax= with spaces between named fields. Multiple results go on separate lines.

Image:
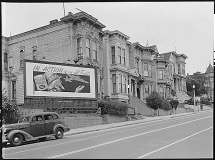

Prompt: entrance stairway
xmin=128 ymin=95 xmax=155 ymax=116
xmin=174 ymin=91 xmax=190 ymax=103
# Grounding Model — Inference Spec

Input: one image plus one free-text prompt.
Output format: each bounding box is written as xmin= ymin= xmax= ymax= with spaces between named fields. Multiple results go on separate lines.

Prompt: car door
xmin=30 ymin=115 xmax=45 ymax=137
xmin=44 ymin=114 xmax=55 ymax=135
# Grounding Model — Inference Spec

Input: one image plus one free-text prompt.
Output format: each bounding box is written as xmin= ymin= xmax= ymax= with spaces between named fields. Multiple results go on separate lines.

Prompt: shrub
xmin=161 ymin=100 xmax=172 ymax=110
xmin=146 ymin=92 xmax=163 ymax=110
xmin=2 ymin=90 xmax=20 ymax=124
xmin=98 ymin=100 xmax=128 ymax=116
xmin=200 ymin=97 xmax=211 ymax=105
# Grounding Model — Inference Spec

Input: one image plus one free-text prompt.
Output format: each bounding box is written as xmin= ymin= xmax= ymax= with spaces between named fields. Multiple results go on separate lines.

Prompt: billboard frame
xmin=23 ymin=59 xmax=98 ymax=100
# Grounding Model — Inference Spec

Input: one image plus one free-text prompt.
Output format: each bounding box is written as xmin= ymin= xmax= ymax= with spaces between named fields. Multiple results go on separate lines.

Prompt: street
xmin=2 ymin=110 xmax=213 ymax=159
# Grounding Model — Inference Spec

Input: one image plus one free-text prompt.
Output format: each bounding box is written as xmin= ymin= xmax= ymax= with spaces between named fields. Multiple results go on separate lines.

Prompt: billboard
xmin=24 ymin=60 xmax=97 ymax=99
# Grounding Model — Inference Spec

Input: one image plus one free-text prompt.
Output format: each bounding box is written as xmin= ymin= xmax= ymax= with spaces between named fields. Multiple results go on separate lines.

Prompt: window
xmin=92 ymin=41 xmax=97 ymax=60
xmin=144 ymin=63 xmax=148 ymax=76
xmin=32 ymin=115 xmax=43 ymax=122
xmin=77 ymin=37 xmax=83 ymax=59
xmin=118 ymin=47 xmax=121 ymax=64
xmin=112 ymin=74 xmax=116 ymax=93
xmin=86 ymin=38 xmax=90 ymax=58
xmin=148 ymin=64 xmax=151 ymax=77
xmin=159 ymin=70 xmax=163 ymax=80
xmin=12 ymin=81 xmax=16 ymax=99
xmin=122 ymin=49 xmax=125 ymax=66
xmin=159 ymin=87 xmax=164 ymax=97
xmin=20 ymin=51 xmax=25 ymax=69
xmin=119 ymin=75 xmax=122 ymax=93
xmin=136 ymin=59 xmax=139 ymax=73
xmin=9 ymin=56 xmax=13 ymax=68
xmin=178 ymin=64 xmax=181 ymax=74
xmin=111 ymin=46 xmax=115 ymax=64
xmin=123 ymin=76 xmax=126 ymax=93
xmin=182 ymin=65 xmax=185 ymax=75
xmin=32 ymin=46 xmax=37 ymax=60
xmin=53 ymin=114 xmax=59 ymax=119
xmin=4 ymin=52 xmax=8 ymax=71
xmin=44 ymin=114 xmax=53 ymax=120
xmin=145 ymin=85 xmax=149 ymax=93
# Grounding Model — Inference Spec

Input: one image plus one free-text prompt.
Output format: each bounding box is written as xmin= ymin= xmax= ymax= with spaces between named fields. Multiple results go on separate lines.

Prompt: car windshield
xmin=18 ymin=116 xmax=30 ymax=123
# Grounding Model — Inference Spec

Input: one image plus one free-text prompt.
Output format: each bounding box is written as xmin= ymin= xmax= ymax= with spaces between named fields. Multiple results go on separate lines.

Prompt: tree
xmin=186 ymin=72 xmax=207 ymax=97
xmin=146 ymin=92 xmax=163 ymax=110
xmin=2 ymin=88 xmax=20 ymax=124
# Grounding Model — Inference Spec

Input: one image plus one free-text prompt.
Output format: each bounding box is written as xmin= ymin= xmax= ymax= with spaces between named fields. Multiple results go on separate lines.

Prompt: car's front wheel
xmin=55 ymin=128 xmax=64 ymax=139
xmin=11 ymin=133 xmax=24 ymax=146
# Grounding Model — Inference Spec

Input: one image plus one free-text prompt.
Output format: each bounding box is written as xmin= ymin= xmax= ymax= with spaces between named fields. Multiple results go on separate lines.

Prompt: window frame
xmin=86 ymin=38 xmax=90 ymax=58
xmin=111 ymin=46 xmax=115 ymax=64
xmin=77 ymin=37 xmax=83 ymax=59
xmin=159 ymin=70 xmax=163 ymax=80
xmin=112 ymin=74 xmax=116 ymax=93
xmin=12 ymin=81 xmax=16 ymax=99
xmin=4 ymin=52 xmax=8 ymax=71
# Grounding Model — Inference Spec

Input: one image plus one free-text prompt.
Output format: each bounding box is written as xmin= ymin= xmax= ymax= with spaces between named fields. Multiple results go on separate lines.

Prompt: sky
xmin=2 ymin=2 xmax=214 ymax=75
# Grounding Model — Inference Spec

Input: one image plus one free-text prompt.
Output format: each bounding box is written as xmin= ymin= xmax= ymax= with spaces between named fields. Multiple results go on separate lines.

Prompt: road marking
xmin=47 ymin=116 xmax=212 ymax=158
xmin=137 ymin=126 xmax=213 ymax=159
xmin=3 ymin=112 xmax=212 ymax=156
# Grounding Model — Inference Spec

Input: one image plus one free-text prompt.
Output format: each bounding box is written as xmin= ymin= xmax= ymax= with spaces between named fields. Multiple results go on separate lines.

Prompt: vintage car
xmin=1 ymin=112 xmax=70 ymax=146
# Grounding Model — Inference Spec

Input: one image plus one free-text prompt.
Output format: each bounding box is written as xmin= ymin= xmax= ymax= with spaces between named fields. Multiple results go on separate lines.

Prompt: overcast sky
xmin=2 ymin=2 xmax=214 ymax=75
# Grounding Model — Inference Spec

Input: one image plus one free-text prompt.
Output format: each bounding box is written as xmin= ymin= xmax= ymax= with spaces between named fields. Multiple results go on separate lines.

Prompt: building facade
xmin=204 ymin=63 xmax=214 ymax=102
xmin=2 ymin=11 xmax=188 ymax=114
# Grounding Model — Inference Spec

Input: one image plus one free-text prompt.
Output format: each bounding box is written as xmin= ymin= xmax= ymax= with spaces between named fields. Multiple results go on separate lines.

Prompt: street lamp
xmin=193 ymin=84 xmax=195 ymax=111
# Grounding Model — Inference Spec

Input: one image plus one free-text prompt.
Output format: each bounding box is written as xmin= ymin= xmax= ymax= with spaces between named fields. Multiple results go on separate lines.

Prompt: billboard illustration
xmin=24 ymin=60 xmax=97 ymax=99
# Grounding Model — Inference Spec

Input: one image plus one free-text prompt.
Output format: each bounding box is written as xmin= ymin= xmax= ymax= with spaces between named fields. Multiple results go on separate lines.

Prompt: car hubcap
xmin=14 ymin=137 xmax=19 ymax=143
xmin=57 ymin=131 xmax=62 ymax=136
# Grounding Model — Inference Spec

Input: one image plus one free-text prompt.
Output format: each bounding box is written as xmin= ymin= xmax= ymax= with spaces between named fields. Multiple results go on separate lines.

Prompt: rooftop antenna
xmin=63 ymin=3 xmax=66 ymax=17
xmin=146 ymin=40 xmax=148 ymax=46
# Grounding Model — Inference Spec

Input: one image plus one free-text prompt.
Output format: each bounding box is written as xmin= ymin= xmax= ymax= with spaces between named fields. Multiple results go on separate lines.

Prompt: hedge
xmin=98 ymin=100 xmax=128 ymax=116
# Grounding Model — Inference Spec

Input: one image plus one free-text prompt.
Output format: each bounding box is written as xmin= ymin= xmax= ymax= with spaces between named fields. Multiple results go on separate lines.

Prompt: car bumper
xmin=2 ymin=135 xmax=8 ymax=143
xmin=65 ymin=127 xmax=70 ymax=132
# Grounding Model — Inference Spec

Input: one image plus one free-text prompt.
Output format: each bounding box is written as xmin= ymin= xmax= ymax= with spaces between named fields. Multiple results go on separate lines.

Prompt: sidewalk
xmin=65 ymin=107 xmax=212 ymax=136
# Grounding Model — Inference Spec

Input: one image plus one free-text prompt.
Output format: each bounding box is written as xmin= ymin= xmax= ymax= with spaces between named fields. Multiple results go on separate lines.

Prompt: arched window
xmin=77 ymin=37 xmax=83 ymax=59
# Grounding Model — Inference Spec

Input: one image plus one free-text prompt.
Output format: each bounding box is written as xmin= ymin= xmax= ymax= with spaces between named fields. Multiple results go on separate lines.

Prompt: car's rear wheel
xmin=11 ymin=133 xmax=24 ymax=146
xmin=55 ymin=128 xmax=64 ymax=139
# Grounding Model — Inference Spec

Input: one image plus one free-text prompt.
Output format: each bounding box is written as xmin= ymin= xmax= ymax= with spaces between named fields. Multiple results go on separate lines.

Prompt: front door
xmin=44 ymin=114 xmax=55 ymax=135
xmin=30 ymin=115 xmax=45 ymax=137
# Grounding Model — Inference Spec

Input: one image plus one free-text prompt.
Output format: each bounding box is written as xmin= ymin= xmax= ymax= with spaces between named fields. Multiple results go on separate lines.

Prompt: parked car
xmin=1 ymin=112 xmax=70 ymax=146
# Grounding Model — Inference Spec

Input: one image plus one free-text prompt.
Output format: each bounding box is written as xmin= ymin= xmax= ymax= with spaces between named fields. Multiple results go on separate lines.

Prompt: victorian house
xmin=204 ymin=63 xmax=214 ymax=102
xmin=2 ymin=11 xmax=188 ymax=115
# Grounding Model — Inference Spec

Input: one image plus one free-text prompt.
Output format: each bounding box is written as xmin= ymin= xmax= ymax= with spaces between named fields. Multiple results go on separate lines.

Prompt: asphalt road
xmin=2 ymin=110 xmax=213 ymax=159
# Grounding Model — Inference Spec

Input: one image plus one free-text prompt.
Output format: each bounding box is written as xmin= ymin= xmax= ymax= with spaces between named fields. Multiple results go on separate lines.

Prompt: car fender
xmin=53 ymin=124 xmax=67 ymax=134
xmin=7 ymin=130 xmax=34 ymax=142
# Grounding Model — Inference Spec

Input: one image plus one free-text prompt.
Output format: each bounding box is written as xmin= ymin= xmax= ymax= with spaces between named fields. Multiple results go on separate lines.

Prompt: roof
xmin=161 ymin=52 xmax=171 ymax=61
xmin=104 ymin=30 xmax=130 ymax=40
xmin=205 ymin=63 xmax=214 ymax=74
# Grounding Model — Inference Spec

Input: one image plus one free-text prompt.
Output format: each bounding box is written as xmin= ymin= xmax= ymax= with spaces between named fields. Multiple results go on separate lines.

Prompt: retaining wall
xmin=102 ymin=114 xmax=127 ymax=124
